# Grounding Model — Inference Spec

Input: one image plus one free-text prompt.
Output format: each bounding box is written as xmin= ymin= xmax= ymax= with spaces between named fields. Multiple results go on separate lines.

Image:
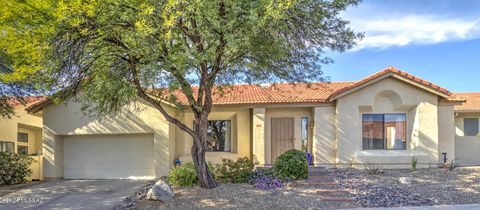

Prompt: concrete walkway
xmin=0 ymin=179 xmax=145 ymax=210
xmin=347 ymin=204 xmax=480 ymax=210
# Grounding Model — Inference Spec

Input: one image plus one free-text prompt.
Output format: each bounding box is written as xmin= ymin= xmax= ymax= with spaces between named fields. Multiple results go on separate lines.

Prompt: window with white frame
xmin=464 ymin=118 xmax=479 ymax=136
xmin=301 ymin=117 xmax=308 ymax=153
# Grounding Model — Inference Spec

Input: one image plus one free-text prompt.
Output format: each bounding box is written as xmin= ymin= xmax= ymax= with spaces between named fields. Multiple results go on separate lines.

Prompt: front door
xmin=271 ymin=117 xmax=295 ymax=163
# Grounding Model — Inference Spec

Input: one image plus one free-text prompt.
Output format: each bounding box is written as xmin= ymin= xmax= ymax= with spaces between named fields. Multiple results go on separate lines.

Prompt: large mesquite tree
xmin=0 ymin=0 xmax=361 ymax=188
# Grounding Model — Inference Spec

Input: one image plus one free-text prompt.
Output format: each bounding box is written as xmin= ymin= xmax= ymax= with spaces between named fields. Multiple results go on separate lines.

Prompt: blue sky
xmin=323 ymin=0 xmax=480 ymax=92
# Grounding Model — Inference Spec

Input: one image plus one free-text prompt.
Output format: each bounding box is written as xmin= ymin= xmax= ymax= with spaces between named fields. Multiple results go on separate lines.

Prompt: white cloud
xmin=349 ymin=15 xmax=480 ymax=51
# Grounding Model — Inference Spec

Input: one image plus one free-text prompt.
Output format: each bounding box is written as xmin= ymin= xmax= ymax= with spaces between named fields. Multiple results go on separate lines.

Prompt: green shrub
xmin=167 ymin=162 xmax=215 ymax=186
xmin=411 ymin=156 xmax=418 ymax=172
xmin=0 ymin=152 xmax=35 ymax=186
xmin=274 ymin=150 xmax=308 ymax=180
xmin=214 ymin=157 xmax=254 ymax=183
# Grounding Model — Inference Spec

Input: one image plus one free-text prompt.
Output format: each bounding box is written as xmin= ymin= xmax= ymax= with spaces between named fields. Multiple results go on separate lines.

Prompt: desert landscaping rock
xmin=146 ymin=180 xmax=175 ymax=201
xmin=332 ymin=167 xmax=480 ymax=208
xmin=399 ymin=177 xmax=412 ymax=185
xmin=115 ymin=181 xmax=155 ymax=210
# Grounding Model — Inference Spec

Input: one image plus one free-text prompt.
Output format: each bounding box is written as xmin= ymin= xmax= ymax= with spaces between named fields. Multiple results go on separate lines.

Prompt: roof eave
xmin=330 ymin=73 xmax=451 ymax=101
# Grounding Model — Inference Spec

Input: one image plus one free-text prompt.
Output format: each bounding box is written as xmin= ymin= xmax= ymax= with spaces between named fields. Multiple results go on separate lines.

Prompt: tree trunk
xmin=192 ymin=116 xmax=218 ymax=189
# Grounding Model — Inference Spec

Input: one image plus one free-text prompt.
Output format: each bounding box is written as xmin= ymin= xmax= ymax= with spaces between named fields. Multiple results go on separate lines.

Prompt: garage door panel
xmin=63 ymin=134 xmax=154 ymax=179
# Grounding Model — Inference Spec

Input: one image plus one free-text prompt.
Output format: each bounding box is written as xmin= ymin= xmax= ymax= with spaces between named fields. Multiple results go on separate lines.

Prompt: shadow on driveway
xmin=0 ymin=179 xmax=146 ymax=210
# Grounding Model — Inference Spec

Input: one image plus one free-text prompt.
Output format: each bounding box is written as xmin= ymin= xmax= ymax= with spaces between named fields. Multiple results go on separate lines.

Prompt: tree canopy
xmin=0 ymin=0 xmax=362 ymax=188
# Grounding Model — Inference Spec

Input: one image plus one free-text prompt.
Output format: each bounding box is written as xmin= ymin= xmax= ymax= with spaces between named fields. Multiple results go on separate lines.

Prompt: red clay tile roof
xmin=329 ymin=66 xmax=451 ymax=99
xmin=26 ymin=67 xmax=471 ymax=112
xmin=171 ymin=82 xmax=354 ymax=105
xmin=453 ymin=93 xmax=480 ymax=112
xmin=8 ymin=96 xmax=46 ymax=107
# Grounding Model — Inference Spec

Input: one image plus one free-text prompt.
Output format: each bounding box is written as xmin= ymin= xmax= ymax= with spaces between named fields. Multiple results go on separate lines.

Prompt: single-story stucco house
xmin=25 ymin=66 xmax=480 ymax=180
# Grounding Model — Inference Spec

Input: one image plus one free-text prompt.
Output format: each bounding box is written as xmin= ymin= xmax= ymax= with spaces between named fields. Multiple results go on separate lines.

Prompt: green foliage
xmin=214 ymin=157 xmax=254 ymax=183
xmin=0 ymin=152 xmax=35 ymax=186
xmin=411 ymin=156 xmax=418 ymax=172
xmin=167 ymin=162 xmax=199 ymax=186
xmin=167 ymin=162 xmax=215 ymax=186
xmin=0 ymin=0 xmax=362 ymax=116
xmin=447 ymin=159 xmax=458 ymax=171
xmin=274 ymin=150 xmax=308 ymax=180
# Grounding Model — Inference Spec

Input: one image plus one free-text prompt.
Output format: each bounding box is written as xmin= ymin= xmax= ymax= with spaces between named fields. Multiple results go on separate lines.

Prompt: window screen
xmin=464 ymin=118 xmax=479 ymax=136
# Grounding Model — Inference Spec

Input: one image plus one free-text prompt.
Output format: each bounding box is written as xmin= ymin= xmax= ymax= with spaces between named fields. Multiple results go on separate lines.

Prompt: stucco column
xmin=252 ymin=108 xmax=266 ymax=165
xmin=312 ymin=106 xmax=336 ymax=167
xmin=42 ymin=128 xmax=64 ymax=178
xmin=438 ymin=104 xmax=455 ymax=164
xmin=154 ymin=131 xmax=171 ymax=177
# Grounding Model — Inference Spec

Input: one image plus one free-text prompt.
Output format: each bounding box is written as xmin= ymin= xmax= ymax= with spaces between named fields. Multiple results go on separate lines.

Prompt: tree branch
xmin=129 ymin=58 xmax=195 ymax=138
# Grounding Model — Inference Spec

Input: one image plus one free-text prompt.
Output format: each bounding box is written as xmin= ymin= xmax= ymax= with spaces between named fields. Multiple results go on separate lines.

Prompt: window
xmin=17 ymin=146 xmax=28 ymax=154
xmin=464 ymin=118 xmax=479 ymax=136
xmin=301 ymin=117 xmax=308 ymax=153
xmin=17 ymin=132 xmax=28 ymax=143
xmin=206 ymin=120 xmax=231 ymax=152
xmin=0 ymin=141 xmax=14 ymax=153
xmin=362 ymin=114 xmax=406 ymax=150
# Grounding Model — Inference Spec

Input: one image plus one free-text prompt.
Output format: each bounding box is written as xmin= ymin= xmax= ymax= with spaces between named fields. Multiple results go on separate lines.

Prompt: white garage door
xmin=63 ymin=134 xmax=155 ymax=179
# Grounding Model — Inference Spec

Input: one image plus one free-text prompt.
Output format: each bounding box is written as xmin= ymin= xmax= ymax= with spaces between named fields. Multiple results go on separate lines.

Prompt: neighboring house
xmin=25 ymin=67 xmax=480 ymax=180
xmin=452 ymin=93 xmax=480 ymax=165
xmin=0 ymin=97 xmax=44 ymax=180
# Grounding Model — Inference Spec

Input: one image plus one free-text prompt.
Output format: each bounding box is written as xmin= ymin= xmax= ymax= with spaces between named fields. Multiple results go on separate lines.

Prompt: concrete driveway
xmin=0 ymin=179 xmax=146 ymax=210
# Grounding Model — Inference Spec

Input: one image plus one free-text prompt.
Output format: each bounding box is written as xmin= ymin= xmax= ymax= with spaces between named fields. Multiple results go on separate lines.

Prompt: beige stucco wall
xmin=42 ymin=99 xmax=176 ymax=178
xmin=312 ymin=106 xmax=336 ymax=167
xmin=438 ymin=105 xmax=455 ymax=163
xmin=335 ymin=78 xmax=440 ymax=168
xmin=176 ymin=107 xmax=251 ymax=164
xmin=0 ymin=105 xmax=42 ymax=152
xmin=454 ymin=113 xmax=480 ymax=165
xmin=264 ymin=107 xmax=313 ymax=165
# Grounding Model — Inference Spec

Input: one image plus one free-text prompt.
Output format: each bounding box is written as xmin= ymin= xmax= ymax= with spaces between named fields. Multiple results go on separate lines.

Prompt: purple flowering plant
xmin=254 ymin=176 xmax=282 ymax=190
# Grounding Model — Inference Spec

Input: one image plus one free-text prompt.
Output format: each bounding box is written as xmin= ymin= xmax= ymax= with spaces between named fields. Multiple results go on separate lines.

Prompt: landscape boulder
xmin=399 ymin=177 xmax=411 ymax=185
xmin=146 ymin=180 xmax=175 ymax=201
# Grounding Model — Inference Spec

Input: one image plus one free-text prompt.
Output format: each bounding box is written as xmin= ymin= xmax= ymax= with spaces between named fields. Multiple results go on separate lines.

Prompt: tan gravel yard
xmin=333 ymin=166 xmax=480 ymax=208
xmin=129 ymin=167 xmax=480 ymax=210
xmin=135 ymin=183 xmax=357 ymax=210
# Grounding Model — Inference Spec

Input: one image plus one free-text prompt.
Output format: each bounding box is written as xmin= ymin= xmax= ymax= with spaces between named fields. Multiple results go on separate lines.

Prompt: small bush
xmin=214 ymin=157 xmax=254 ymax=183
xmin=274 ymin=150 xmax=308 ymax=180
xmin=364 ymin=162 xmax=383 ymax=175
xmin=0 ymin=152 xmax=35 ymax=186
xmin=411 ymin=156 xmax=418 ymax=172
xmin=167 ymin=162 xmax=214 ymax=186
xmin=447 ymin=159 xmax=458 ymax=171
xmin=255 ymin=176 xmax=282 ymax=190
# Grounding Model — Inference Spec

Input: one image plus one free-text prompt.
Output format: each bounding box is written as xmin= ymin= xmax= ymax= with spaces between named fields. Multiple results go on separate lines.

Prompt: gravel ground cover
xmin=332 ymin=167 xmax=480 ymax=208
xmin=125 ymin=167 xmax=480 ymax=210
xmin=133 ymin=182 xmax=357 ymax=210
